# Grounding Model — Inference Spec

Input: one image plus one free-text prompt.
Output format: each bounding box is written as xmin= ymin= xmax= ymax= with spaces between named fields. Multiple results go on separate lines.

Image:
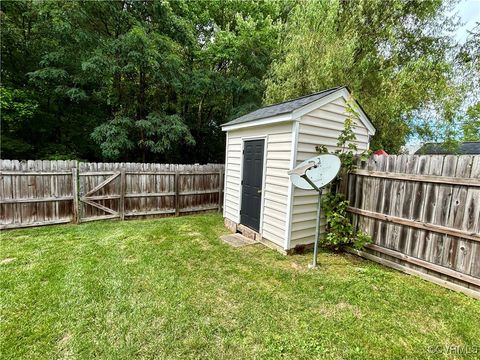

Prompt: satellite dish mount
xmin=288 ymin=154 xmax=341 ymax=268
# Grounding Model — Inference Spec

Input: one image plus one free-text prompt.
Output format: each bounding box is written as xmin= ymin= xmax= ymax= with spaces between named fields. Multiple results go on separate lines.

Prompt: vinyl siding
xmin=224 ymin=122 xmax=293 ymax=247
xmin=289 ymin=95 xmax=370 ymax=248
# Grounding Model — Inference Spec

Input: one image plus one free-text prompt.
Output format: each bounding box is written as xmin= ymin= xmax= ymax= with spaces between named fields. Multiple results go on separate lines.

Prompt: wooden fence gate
xmin=79 ymin=170 xmax=123 ymax=222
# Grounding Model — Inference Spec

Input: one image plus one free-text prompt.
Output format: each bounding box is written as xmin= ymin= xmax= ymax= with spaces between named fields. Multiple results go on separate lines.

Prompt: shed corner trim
xmin=284 ymin=120 xmax=300 ymax=251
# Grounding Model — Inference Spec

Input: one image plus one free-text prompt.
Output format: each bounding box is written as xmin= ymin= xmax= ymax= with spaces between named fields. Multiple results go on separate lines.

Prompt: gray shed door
xmin=240 ymin=139 xmax=264 ymax=232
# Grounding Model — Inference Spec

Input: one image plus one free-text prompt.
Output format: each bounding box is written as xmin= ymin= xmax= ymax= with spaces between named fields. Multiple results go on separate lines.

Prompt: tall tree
xmin=1 ymin=0 xmax=107 ymax=159
xmin=84 ymin=4 xmax=195 ymax=161
xmin=264 ymin=0 xmax=462 ymax=153
xmin=458 ymin=23 xmax=480 ymax=141
xmin=1 ymin=0 xmax=288 ymax=162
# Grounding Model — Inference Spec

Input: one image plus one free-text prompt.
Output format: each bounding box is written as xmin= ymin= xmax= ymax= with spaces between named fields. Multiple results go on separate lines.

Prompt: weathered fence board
xmin=77 ymin=162 xmax=223 ymax=222
xmin=0 ymin=160 xmax=78 ymax=229
xmin=347 ymin=155 xmax=480 ymax=298
xmin=1 ymin=160 xmax=224 ymax=229
xmin=3 ymin=155 xmax=478 ymax=298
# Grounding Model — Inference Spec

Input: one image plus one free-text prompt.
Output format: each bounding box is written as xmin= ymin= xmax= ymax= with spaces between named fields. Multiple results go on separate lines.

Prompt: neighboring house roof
xmin=221 ymin=86 xmax=376 ymax=135
xmin=415 ymin=142 xmax=480 ymax=155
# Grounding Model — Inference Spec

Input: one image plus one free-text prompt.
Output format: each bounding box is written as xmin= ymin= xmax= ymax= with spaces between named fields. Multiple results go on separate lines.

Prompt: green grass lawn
xmin=1 ymin=214 xmax=479 ymax=359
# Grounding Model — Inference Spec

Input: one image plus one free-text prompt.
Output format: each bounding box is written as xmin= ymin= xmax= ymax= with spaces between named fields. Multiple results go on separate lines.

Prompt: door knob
xmin=257 ymin=189 xmax=262 ymax=193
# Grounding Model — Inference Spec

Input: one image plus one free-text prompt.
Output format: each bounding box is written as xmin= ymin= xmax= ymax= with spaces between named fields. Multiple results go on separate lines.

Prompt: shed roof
xmin=223 ymin=87 xmax=341 ymax=127
xmin=221 ymin=86 xmax=376 ymax=135
xmin=415 ymin=141 xmax=480 ymax=155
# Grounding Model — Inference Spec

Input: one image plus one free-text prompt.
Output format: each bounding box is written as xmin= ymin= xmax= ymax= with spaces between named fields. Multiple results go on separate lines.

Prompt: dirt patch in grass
xmin=57 ymin=332 xmax=72 ymax=348
xmin=0 ymin=257 xmax=16 ymax=265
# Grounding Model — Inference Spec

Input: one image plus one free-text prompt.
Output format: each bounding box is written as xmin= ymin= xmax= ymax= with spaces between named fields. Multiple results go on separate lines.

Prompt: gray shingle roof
xmin=415 ymin=142 xmax=480 ymax=155
xmin=222 ymin=87 xmax=341 ymax=127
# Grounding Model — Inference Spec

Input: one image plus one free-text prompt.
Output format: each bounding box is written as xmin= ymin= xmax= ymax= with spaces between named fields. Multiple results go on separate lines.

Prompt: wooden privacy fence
xmin=346 ymin=155 xmax=480 ymax=298
xmin=0 ymin=160 xmax=224 ymax=230
xmin=2 ymin=156 xmax=479 ymax=298
xmin=0 ymin=160 xmax=78 ymax=229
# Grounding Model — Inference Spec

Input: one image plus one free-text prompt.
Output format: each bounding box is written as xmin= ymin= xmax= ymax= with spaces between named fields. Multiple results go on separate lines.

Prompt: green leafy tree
xmin=83 ymin=23 xmax=193 ymax=161
xmin=1 ymin=0 xmax=106 ymax=159
xmin=458 ymin=23 xmax=480 ymax=141
xmin=4 ymin=0 xmax=468 ymax=161
xmin=0 ymin=87 xmax=38 ymax=158
xmin=463 ymin=105 xmax=480 ymax=141
xmin=265 ymin=0 xmax=463 ymax=153
xmin=1 ymin=0 xmax=287 ymax=162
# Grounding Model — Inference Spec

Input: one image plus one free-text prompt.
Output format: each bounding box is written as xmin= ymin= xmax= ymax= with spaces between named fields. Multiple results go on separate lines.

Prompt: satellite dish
xmin=289 ymin=154 xmax=341 ymax=190
xmin=287 ymin=153 xmax=342 ymax=269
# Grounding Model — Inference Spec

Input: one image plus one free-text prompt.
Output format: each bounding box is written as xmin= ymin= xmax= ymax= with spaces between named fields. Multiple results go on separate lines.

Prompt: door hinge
xmin=241 ymin=180 xmax=243 ymax=185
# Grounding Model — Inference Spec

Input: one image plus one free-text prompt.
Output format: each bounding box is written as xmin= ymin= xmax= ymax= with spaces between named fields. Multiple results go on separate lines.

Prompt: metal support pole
xmin=301 ymin=175 xmax=322 ymax=268
xmin=311 ymin=190 xmax=322 ymax=268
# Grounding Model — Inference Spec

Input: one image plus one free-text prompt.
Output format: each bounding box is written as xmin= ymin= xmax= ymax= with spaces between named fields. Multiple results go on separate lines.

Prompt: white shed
xmin=221 ymin=87 xmax=376 ymax=253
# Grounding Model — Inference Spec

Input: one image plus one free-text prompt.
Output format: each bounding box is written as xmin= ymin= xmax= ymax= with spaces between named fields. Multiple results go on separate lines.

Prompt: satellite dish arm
xmin=301 ymin=175 xmax=320 ymax=192
xmin=287 ymin=161 xmax=320 ymax=191
xmin=287 ymin=161 xmax=316 ymax=176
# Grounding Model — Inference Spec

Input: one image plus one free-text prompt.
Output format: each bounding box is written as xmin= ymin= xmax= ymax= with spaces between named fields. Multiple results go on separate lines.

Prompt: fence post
xmin=338 ymin=168 xmax=349 ymax=197
xmin=175 ymin=170 xmax=180 ymax=216
xmin=71 ymin=167 xmax=79 ymax=223
xmin=218 ymin=167 xmax=223 ymax=213
xmin=119 ymin=168 xmax=126 ymax=220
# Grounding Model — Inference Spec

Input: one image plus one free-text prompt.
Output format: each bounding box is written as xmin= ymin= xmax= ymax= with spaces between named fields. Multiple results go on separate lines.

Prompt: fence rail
xmin=3 ymin=156 xmax=479 ymax=298
xmin=0 ymin=160 xmax=224 ymax=229
xmin=346 ymin=154 xmax=480 ymax=299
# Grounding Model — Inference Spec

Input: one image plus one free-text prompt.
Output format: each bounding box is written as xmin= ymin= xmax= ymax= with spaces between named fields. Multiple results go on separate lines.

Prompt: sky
xmin=453 ymin=0 xmax=480 ymax=44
